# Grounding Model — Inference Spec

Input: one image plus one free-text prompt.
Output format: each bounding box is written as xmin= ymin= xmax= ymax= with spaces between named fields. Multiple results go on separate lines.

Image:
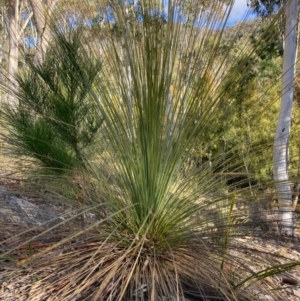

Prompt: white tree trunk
xmin=29 ymin=0 xmax=58 ymax=64
xmin=7 ymin=0 xmax=33 ymax=106
xmin=7 ymin=0 xmax=19 ymax=107
xmin=273 ymin=0 xmax=298 ymax=236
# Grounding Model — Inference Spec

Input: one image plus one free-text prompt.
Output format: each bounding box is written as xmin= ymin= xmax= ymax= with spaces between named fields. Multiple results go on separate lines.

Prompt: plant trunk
xmin=273 ymin=0 xmax=298 ymax=236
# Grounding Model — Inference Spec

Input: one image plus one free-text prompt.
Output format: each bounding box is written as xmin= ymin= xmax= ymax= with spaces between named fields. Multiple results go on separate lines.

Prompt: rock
xmin=0 ymin=193 xmax=62 ymax=227
xmin=293 ymin=288 xmax=300 ymax=298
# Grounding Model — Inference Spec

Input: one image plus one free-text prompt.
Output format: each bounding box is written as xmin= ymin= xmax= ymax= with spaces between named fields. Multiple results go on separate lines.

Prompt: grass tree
xmin=1 ymin=1 xmax=300 ymax=300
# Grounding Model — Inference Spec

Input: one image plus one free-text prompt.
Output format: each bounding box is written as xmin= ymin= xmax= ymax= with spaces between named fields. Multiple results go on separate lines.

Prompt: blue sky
xmin=160 ymin=0 xmax=254 ymax=26
xmin=227 ymin=0 xmax=253 ymax=25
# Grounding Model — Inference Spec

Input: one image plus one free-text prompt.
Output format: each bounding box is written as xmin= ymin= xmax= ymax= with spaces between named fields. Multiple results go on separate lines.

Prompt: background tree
xmin=247 ymin=0 xmax=284 ymax=17
xmin=7 ymin=0 xmax=32 ymax=106
xmin=29 ymin=0 xmax=59 ymax=64
xmin=249 ymin=0 xmax=299 ymax=235
xmin=273 ymin=0 xmax=298 ymax=235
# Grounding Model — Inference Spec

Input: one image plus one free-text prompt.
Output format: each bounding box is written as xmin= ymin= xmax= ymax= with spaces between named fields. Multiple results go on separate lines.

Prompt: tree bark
xmin=29 ymin=0 xmax=58 ymax=64
xmin=273 ymin=0 xmax=298 ymax=236
xmin=7 ymin=0 xmax=19 ymax=107
xmin=7 ymin=0 xmax=33 ymax=106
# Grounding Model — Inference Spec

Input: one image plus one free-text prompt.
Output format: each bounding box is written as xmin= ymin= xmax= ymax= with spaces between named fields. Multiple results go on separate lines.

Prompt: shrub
xmin=2 ymin=28 xmax=103 ymax=173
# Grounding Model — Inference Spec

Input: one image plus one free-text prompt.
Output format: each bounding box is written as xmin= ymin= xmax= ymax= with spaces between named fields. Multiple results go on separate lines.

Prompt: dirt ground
xmin=1 ymin=177 xmax=300 ymax=301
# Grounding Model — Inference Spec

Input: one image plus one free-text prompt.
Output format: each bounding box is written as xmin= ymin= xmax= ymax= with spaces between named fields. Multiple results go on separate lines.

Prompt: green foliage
xmin=184 ymin=18 xmax=284 ymax=183
xmin=3 ymin=108 xmax=77 ymax=170
xmin=247 ymin=0 xmax=283 ymax=17
xmin=2 ymin=28 xmax=103 ymax=172
xmin=250 ymin=27 xmax=283 ymax=60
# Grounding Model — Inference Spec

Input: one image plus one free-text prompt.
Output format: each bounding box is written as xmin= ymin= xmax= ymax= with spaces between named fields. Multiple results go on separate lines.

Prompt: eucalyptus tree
xmin=29 ymin=0 xmax=59 ymax=64
xmin=7 ymin=0 xmax=33 ymax=106
xmin=249 ymin=0 xmax=299 ymax=235
xmin=273 ymin=0 xmax=298 ymax=236
xmin=247 ymin=0 xmax=284 ymax=16
xmin=0 ymin=4 xmax=8 ymax=102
